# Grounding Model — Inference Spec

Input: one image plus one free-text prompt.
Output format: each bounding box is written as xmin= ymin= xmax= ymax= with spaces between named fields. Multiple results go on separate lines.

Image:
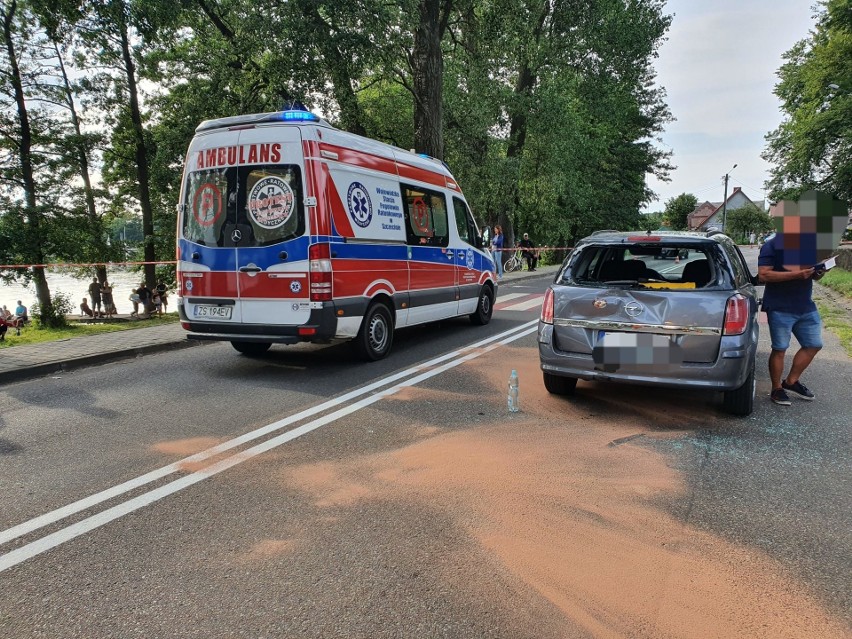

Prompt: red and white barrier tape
xmin=0 ymin=260 xmax=178 ymax=270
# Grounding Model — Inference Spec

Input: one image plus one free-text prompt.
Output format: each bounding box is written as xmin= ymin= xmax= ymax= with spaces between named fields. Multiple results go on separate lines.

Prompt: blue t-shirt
xmin=758 ymin=234 xmax=816 ymax=313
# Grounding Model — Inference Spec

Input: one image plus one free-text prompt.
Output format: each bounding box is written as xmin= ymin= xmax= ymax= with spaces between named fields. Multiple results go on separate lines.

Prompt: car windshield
xmin=565 ymin=244 xmax=715 ymax=289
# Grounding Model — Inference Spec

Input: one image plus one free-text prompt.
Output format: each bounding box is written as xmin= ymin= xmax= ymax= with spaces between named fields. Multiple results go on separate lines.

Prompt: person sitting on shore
xmin=80 ymin=297 xmax=94 ymax=318
xmin=14 ymin=301 xmax=27 ymax=323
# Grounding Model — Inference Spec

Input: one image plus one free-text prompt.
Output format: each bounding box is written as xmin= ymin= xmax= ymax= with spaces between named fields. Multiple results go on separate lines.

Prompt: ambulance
xmin=176 ymin=109 xmax=497 ymax=360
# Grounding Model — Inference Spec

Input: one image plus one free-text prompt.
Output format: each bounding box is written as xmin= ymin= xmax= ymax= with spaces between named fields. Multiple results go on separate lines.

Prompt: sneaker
xmin=770 ymin=388 xmax=792 ymax=406
xmin=782 ymin=379 xmax=815 ymax=401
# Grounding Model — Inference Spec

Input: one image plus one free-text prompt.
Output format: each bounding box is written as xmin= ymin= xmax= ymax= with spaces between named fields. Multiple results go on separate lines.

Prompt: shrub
xmin=31 ymin=291 xmax=74 ymax=328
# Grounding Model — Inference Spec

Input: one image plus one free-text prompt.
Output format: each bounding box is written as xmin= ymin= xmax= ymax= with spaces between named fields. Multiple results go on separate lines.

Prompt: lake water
xmin=1 ymin=269 xmax=160 ymax=316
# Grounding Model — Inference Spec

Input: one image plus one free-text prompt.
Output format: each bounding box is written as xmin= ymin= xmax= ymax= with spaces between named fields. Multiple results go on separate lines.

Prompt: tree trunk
xmin=118 ymin=12 xmax=156 ymax=287
xmin=503 ymin=2 xmax=549 ymax=243
xmin=2 ymin=0 xmax=55 ymax=322
xmin=54 ymin=42 xmax=107 ymax=284
xmin=411 ymin=0 xmax=450 ymax=159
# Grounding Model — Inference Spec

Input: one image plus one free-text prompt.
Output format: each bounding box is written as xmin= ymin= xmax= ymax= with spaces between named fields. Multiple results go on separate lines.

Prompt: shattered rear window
xmin=566 ymin=244 xmax=716 ymax=289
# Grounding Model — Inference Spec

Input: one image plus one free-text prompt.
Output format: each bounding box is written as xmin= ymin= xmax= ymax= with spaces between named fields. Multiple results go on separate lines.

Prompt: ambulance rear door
xmin=180 ymin=125 xmax=311 ymax=328
xmin=232 ymin=126 xmax=312 ymax=326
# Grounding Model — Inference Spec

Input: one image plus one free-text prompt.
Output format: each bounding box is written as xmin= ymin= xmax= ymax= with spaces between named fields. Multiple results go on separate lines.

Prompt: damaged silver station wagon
xmin=538 ymin=230 xmax=760 ymax=416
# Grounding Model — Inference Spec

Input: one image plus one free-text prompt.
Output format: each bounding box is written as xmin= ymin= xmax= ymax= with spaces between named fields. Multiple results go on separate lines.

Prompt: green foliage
xmin=638 ymin=211 xmax=665 ymax=232
xmin=764 ymin=0 xmax=852 ymax=204
xmin=663 ymin=193 xmax=698 ymax=231
xmin=1 ymin=0 xmax=675 ymax=268
xmin=725 ymin=203 xmax=775 ymax=243
xmin=31 ymin=291 xmax=73 ymax=328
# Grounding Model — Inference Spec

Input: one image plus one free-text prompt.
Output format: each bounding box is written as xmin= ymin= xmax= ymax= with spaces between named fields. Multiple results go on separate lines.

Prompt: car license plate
xmin=193 ymin=304 xmax=233 ymax=319
xmin=594 ymin=331 xmax=680 ymax=367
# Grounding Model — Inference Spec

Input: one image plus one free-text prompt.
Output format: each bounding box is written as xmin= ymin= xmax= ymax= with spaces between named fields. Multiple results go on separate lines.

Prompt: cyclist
xmin=518 ymin=233 xmax=537 ymax=271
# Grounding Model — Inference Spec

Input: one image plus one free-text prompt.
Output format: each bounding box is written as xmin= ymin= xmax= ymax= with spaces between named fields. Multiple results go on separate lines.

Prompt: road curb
xmin=0 ymin=338 xmax=206 ymax=386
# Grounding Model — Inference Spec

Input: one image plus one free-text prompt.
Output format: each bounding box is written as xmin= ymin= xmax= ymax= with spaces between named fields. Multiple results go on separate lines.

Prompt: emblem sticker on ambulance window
xmin=347 ymin=182 xmax=372 ymax=228
xmin=248 ymin=176 xmax=294 ymax=229
xmin=193 ymin=182 xmax=223 ymax=228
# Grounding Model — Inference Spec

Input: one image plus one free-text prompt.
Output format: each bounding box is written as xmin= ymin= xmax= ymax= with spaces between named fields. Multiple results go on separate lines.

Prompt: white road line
xmin=659 ymin=264 xmax=683 ymax=274
xmin=0 ymin=323 xmax=538 ymax=573
xmin=502 ymin=297 xmax=543 ymax=312
xmin=0 ymin=320 xmax=538 ymax=549
xmin=496 ymin=293 xmax=527 ymax=302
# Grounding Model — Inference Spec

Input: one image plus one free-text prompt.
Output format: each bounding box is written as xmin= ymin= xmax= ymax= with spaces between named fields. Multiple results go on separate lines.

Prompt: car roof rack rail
xmin=590 ymin=229 xmax=620 ymax=235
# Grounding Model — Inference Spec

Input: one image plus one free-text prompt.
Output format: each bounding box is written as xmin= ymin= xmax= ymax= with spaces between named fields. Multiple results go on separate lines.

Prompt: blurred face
xmin=772 ymin=190 xmax=847 ymax=269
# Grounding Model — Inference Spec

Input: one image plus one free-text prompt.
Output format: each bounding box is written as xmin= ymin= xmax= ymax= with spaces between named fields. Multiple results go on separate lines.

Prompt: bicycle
xmin=504 ymin=249 xmax=524 ymax=273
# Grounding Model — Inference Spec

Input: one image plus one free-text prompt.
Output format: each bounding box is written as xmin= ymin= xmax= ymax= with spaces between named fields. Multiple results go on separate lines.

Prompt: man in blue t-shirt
xmin=757 ymin=233 xmax=825 ymax=406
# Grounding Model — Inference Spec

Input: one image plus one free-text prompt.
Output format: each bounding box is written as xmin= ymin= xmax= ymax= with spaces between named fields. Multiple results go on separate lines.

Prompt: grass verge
xmin=815 ymin=301 xmax=852 ymax=358
xmin=819 ymin=267 xmax=852 ymax=297
xmin=0 ymin=313 xmax=179 ymax=348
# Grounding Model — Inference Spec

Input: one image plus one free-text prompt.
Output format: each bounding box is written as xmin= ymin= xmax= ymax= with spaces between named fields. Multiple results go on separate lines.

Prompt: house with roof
xmin=687 ymin=187 xmax=765 ymax=231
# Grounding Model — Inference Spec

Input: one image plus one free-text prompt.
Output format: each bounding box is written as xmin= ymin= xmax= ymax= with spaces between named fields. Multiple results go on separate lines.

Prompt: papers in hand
xmin=815 ymin=256 xmax=837 ymax=272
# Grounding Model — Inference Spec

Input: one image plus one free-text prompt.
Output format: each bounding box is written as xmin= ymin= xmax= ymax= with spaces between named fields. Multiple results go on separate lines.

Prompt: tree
xmin=0 ymin=0 xmax=59 ymax=324
xmin=663 ymin=193 xmax=698 ymax=231
xmin=764 ymin=0 xmax=852 ymax=204
xmin=726 ymin=203 xmax=774 ymax=243
xmin=639 ymin=211 xmax=665 ymax=232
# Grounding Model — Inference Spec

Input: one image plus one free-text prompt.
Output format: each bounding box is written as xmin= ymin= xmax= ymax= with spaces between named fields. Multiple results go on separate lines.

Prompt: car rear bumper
xmin=538 ymin=323 xmax=756 ymax=391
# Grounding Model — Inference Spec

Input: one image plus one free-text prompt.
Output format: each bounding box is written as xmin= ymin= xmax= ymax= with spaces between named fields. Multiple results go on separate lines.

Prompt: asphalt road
xmin=0 ymin=271 xmax=849 ymax=638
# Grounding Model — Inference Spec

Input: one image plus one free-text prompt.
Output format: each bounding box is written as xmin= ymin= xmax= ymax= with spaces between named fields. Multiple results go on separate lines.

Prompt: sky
xmin=644 ymin=0 xmax=818 ymax=212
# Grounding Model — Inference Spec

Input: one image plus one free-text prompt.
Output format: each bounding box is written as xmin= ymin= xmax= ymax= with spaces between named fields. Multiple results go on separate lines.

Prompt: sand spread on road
xmin=283 ymin=347 xmax=848 ymax=638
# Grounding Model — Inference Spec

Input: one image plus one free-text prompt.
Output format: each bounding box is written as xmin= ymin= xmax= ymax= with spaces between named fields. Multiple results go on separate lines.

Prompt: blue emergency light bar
xmin=279 ymin=110 xmax=320 ymax=122
xmin=196 ymin=110 xmax=324 ymax=133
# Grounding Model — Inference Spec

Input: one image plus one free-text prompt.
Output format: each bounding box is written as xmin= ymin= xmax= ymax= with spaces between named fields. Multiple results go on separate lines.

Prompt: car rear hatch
xmin=551 ymin=286 xmax=728 ymax=373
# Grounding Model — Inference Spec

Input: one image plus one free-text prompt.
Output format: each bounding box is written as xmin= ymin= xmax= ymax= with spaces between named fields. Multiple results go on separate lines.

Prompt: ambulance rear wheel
xmin=353 ymin=302 xmax=394 ymax=361
xmin=469 ymin=285 xmax=494 ymax=325
xmin=231 ymin=341 xmax=271 ymax=356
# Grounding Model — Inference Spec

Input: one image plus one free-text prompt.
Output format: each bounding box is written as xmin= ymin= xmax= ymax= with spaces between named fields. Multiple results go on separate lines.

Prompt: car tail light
xmin=723 ymin=294 xmax=748 ymax=335
xmin=541 ymin=288 xmax=554 ymax=324
xmin=180 ymin=321 xmax=190 ymax=330
xmin=309 ymin=243 xmax=333 ymax=301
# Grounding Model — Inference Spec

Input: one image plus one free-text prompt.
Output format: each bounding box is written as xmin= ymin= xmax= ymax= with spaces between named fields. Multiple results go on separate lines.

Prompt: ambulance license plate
xmin=193 ymin=305 xmax=232 ymax=320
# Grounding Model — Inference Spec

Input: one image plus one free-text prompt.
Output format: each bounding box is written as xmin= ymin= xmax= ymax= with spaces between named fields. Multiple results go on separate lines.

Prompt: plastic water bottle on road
xmin=508 ymin=369 xmax=519 ymax=412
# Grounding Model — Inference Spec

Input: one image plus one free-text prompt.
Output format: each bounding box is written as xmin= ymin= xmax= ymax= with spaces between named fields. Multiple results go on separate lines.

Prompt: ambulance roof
xmin=195 ymin=110 xmax=453 ymax=179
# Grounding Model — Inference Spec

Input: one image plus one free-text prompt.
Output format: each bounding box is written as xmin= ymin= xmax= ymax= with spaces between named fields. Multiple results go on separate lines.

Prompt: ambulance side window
xmin=452 ymin=197 xmax=477 ymax=246
xmin=402 ymin=184 xmax=449 ymax=247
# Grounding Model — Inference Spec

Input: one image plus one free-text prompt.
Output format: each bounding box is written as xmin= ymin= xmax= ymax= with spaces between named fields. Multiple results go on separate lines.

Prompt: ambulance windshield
xmin=182 ymin=164 xmax=304 ymax=247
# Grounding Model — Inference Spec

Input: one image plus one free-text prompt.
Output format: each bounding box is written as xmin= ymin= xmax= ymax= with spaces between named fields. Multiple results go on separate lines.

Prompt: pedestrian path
xmin=0 ymin=323 xmax=197 ymax=385
xmin=0 ymin=264 xmax=561 ymax=386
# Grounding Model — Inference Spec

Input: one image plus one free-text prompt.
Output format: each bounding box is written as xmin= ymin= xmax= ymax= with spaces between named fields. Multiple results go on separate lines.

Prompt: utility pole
xmin=721 ymin=163 xmax=737 ymax=233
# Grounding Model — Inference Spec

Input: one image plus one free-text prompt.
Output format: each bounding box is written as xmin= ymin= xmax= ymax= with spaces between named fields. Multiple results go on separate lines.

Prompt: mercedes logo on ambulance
xmin=231 ymin=229 xmax=242 ymax=243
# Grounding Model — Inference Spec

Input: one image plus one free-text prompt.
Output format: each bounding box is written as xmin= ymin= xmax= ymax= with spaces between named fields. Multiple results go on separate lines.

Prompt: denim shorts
xmin=767 ymin=310 xmax=823 ymax=351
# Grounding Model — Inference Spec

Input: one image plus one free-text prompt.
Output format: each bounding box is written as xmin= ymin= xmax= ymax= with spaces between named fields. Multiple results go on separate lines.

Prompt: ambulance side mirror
xmin=475 ymin=236 xmax=484 ymax=249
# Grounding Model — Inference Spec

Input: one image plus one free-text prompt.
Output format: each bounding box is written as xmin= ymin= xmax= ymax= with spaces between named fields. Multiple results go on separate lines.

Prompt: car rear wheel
xmin=469 ymin=285 xmax=494 ymax=325
xmin=231 ymin=341 xmax=271 ymax=356
xmin=543 ymin=372 xmax=577 ymax=395
xmin=353 ymin=302 xmax=394 ymax=361
xmin=722 ymin=360 xmax=756 ymax=416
